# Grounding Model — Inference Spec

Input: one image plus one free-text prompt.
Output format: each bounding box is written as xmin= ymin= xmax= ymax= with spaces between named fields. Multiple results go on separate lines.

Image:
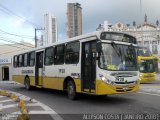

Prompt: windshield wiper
xmin=111 ymin=42 xmax=123 ymax=58
xmin=128 ymin=44 xmax=136 ymax=60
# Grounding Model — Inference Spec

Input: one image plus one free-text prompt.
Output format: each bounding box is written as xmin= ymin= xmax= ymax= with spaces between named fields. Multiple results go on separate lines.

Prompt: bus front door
xmin=81 ymin=41 xmax=96 ymax=93
xmin=35 ymin=51 xmax=44 ymax=86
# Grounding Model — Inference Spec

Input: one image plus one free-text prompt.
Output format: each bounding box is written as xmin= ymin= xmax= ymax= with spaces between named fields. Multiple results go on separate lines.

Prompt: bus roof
xmin=13 ymin=31 xmax=136 ymax=56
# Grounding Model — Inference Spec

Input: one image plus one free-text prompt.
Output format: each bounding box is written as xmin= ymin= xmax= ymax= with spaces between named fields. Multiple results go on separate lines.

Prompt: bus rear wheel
xmin=67 ymin=81 xmax=77 ymax=100
xmin=24 ymin=77 xmax=31 ymax=90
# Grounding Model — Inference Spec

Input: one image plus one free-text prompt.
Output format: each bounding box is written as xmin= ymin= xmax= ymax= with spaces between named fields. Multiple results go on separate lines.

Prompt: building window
xmin=152 ymin=41 xmax=158 ymax=54
xmin=54 ymin=44 xmax=65 ymax=65
xmin=138 ymin=41 xmax=142 ymax=45
xmin=28 ymin=51 xmax=35 ymax=67
xmin=45 ymin=47 xmax=54 ymax=65
xmin=144 ymin=41 xmax=149 ymax=48
xmin=65 ymin=41 xmax=80 ymax=64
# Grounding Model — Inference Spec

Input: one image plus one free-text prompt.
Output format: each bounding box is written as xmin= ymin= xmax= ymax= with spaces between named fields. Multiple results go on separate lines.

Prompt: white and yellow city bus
xmin=12 ymin=31 xmax=140 ymax=100
xmin=137 ymin=46 xmax=156 ymax=83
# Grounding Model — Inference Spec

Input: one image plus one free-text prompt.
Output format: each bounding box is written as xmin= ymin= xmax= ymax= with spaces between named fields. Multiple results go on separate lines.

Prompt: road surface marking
xmin=11 ymin=111 xmax=21 ymax=115
xmin=0 ymin=96 xmax=6 ymax=98
xmin=0 ymin=104 xmax=2 ymax=111
xmin=26 ymin=103 xmax=40 ymax=106
xmin=1 ymin=104 xmax=18 ymax=109
xmin=138 ymin=91 xmax=160 ymax=97
xmin=0 ymin=99 xmax=13 ymax=103
xmin=29 ymin=111 xmax=56 ymax=114
xmin=9 ymin=92 xmax=64 ymax=120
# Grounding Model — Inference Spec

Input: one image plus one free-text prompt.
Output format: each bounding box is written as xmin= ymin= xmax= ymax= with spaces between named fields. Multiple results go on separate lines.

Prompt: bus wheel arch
xmin=63 ymin=76 xmax=77 ymax=100
xmin=63 ymin=76 xmax=74 ymax=90
xmin=24 ymin=75 xmax=31 ymax=90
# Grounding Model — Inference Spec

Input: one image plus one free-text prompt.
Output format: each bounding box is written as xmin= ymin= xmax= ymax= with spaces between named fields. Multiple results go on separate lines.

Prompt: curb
xmin=0 ymin=90 xmax=29 ymax=120
xmin=0 ymin=88 xmax=64 ymax=120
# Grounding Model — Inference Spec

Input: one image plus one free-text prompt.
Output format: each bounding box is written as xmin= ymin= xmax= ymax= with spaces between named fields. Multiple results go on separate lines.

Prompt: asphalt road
xmin=0 ymin=82 xmax=160 ymax=120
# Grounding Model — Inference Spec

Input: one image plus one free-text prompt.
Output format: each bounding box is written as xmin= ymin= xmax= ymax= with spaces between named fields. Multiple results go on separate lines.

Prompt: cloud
xmin=0 ymin=0 xmax=160 ymax=42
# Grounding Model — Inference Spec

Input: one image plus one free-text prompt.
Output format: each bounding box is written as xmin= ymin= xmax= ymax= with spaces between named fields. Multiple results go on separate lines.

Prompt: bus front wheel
xmin=67 ymin=81 xmax=77 ymax=100
xmin=24 ymin=77 xmax=31 ymax=90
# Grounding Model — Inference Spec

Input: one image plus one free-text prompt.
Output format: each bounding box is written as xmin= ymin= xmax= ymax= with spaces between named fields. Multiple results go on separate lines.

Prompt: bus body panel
xmin=42 ymin=77 xmax=61 ymax=90
xmin=12 ymin=75 xmax=24 ymax=84
xmin=12 ymin=31 xmax=140 ymax=97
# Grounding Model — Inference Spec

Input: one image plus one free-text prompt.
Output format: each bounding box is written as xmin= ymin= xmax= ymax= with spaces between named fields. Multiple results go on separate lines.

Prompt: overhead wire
xmin=0 ymin=3 xmax=42 ymax=28
xmin=0 ymin=39 xmax=34 ymax=55
xmin=0 ymin=41 xmax=30 ymax=50
xmin=0 ymin=29 xmax=34 ymax=39
xmin=0 ymin=49 xmax=25 ymax=55
xmin=0 ymin=37 xmax=34 ymax=48
xmin=0 ymin=3 xmax=44 ymax=51
xmin=0 ymin=3 xmax=45 ymax=46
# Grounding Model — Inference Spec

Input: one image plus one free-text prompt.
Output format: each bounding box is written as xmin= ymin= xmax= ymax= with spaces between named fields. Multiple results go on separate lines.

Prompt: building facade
xmin=0 ymin=57 xmax=12 ymax=81
xmin=97 ymin=17 xmax=160 ymax=57
xmin=0 ymin=42 xmax=34 ymax=81
xmin=67 ymin=3 xmax=82 ymax=38
xmin=43 ymin=13 xmax=57 ymax=46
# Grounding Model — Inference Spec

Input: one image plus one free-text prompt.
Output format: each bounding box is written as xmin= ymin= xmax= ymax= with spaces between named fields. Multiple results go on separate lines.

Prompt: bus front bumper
xmin=96 ymin=80 xmax=140 ymax=95
xmin=139 ymin=73 xmax=156 ymax=83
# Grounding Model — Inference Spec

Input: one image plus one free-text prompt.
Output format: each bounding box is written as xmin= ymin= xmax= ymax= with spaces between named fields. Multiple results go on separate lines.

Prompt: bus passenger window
xmin=24 ymin=53 xmax=28 ymax=67
xmin=18 ymin=55 xmax=23 ymax=67
xmin=28 ymin=52 xmax=35 ymax=67
xmin=45 ymin=47 xmax=54 ymax=65
xmin=14 ymin=56 xmax=18 ymax=67
xmin=54 ymin=45 xmax=65 ymax=65
xmin=65 ymin=41 xmax=80 ymax=64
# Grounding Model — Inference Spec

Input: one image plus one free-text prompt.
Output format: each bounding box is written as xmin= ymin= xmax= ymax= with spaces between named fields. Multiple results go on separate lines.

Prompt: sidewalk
xmin=156 ymin=73 xmax=160 ymax=81
xmin=140 ymin=74 xmax=160 ymax=94
xmin=0 ymin=85 xmax=63 ymax=120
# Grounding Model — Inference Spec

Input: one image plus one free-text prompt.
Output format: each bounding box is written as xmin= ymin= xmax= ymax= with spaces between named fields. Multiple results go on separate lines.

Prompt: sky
xmin=0 ymin=0 xmax=160 ymax=45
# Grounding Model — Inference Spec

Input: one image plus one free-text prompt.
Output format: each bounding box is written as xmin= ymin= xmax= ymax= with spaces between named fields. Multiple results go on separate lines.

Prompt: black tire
xmin=24 ymin=77 xmax=31 ymax=90
xmin=67 ymin=81 xmax=77 ymax=100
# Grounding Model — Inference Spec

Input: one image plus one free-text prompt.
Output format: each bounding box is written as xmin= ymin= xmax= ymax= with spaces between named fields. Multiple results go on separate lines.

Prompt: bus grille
xmin=115 ymin=81 xmax=135 ymax=84
xmin=116 ymin=86 xmax=134 ymax=92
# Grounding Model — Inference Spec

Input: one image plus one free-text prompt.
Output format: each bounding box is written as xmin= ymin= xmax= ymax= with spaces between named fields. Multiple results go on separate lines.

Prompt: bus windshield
xmin=100 ymin=32 xmax=137 ymax=44
xmin=139 ymin=59 xmax=155 ymax=73
xmin=99 ymin=43 xmax=137 ymax=71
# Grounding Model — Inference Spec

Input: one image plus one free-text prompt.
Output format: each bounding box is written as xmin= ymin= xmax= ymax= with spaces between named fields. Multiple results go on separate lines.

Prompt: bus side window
xmin=54 ymin=45 xmax=65 ymax=65
xmin=14 ymin=56 xmax=18 ymax=67
xmin=45 ymin=47 xmax=54 ymax=66
xmin=24 ymin=53 xmax=28 ymax=67
xmin=18 ymin=55 xmax=24 ymax=67
xmin=28 ymin=51 xmax=35 ymax=67
xmin=65 ymin=41 xmax=80 ymax=64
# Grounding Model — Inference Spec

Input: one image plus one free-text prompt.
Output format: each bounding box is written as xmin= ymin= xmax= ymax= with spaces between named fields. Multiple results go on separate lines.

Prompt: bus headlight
xmin=101 ymin=76 xmax=112 ymax=84
xmin=101 ymin=76 xmax=107 ymax=81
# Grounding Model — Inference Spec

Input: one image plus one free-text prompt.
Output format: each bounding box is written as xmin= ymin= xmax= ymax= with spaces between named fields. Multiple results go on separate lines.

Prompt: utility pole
xmin=35 ymin=28 xmax=37 ymax=48
xmin=35 ymin=28 xmax=45 ymax=48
